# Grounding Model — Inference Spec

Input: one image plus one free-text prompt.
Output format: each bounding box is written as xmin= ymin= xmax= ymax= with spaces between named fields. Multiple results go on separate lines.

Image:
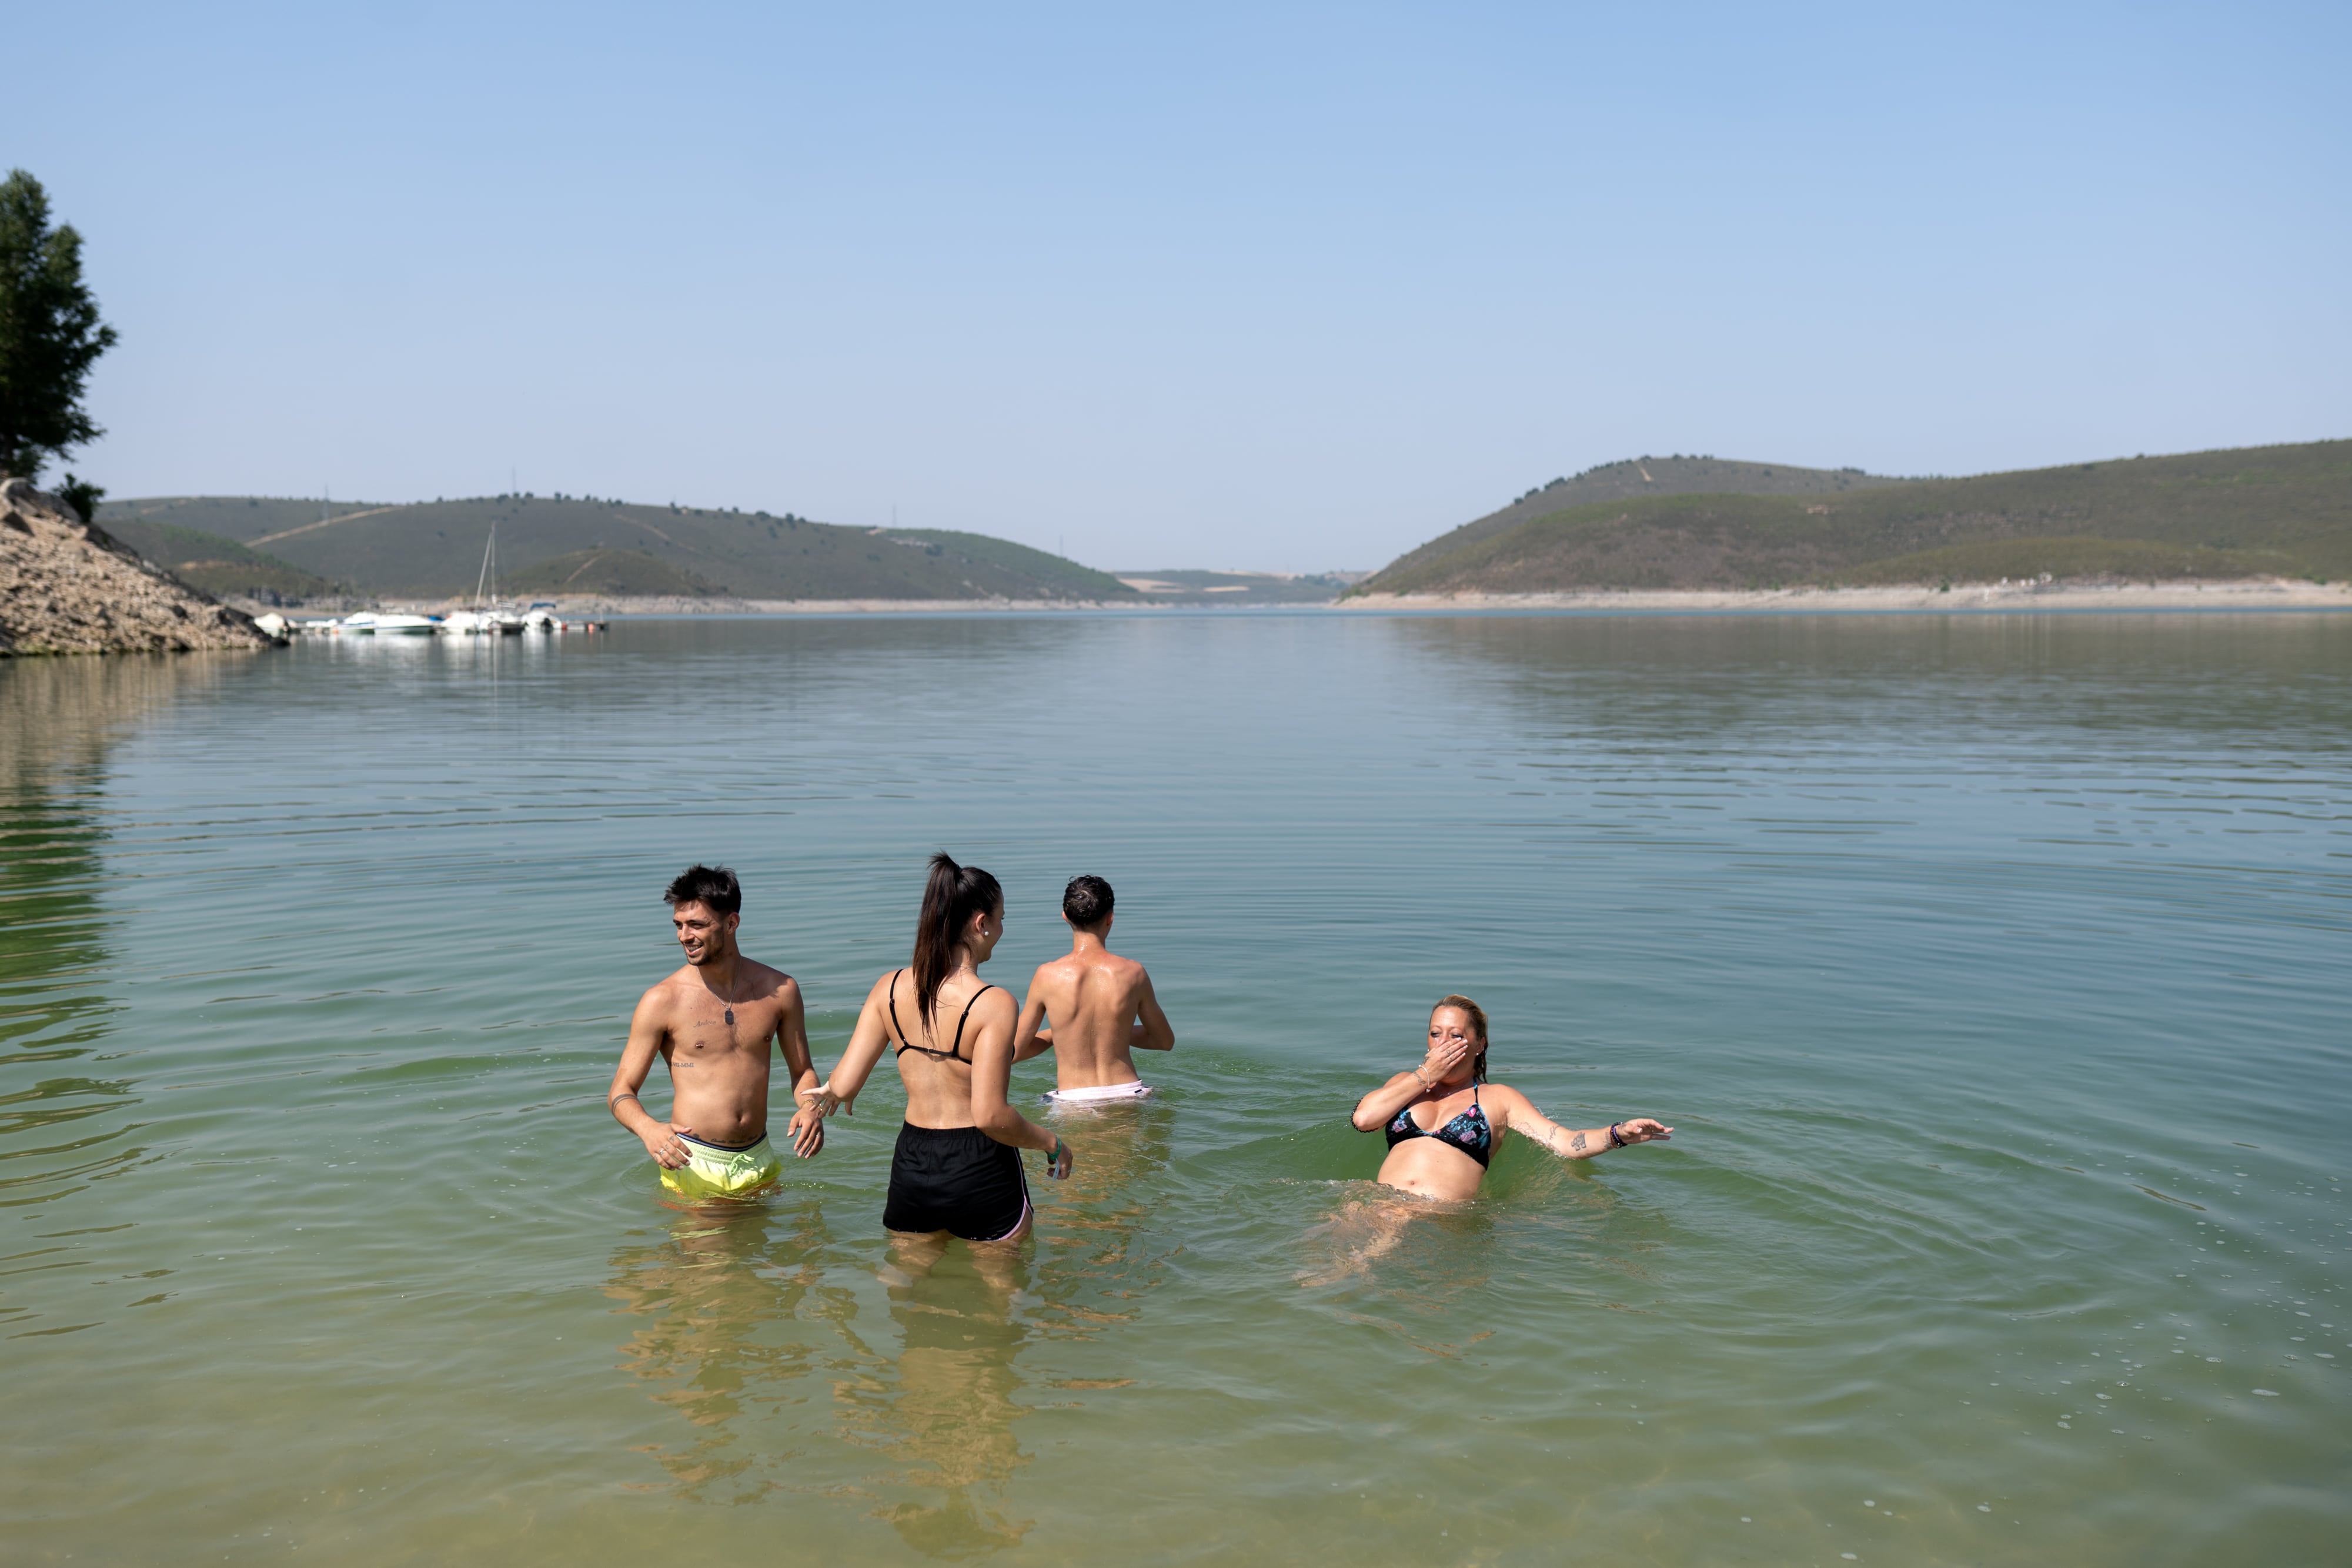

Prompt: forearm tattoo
xmin=1569 ymin=1130 xmax=1588 ymax=1152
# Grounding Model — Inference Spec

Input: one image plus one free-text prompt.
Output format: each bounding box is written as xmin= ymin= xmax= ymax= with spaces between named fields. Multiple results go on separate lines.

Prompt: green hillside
xmin=96 ymin=494 xmax=1138 ymax=601
xmin=94 ymin=518 xmax=343 ymax=602
xmin=499 ymin=549 xmax=720 ymax=597
xmin=877 ymin=528 xmax=1136 ymax=600
xmin=1351 ymin=440 xmax=2352 ymax=594
xmin=1374 ymin=456 xmax=1904 ymax=586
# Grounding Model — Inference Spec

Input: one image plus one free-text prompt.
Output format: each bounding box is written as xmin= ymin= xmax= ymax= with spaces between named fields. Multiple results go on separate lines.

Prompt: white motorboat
xmin=338 ymin=613 xmax=378 ymax=634
xmin=373 ymin=613 xmax=440 ymax=636
xmin=442 ymin=609 xmax=492 ymax=634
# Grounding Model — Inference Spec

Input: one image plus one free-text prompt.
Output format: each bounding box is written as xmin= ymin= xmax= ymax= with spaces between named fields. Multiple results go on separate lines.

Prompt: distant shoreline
xmin=326 ymin=579 xmax=2352 ymax=618
xmin=1331 ymin=579 xmax=2352 ymax=613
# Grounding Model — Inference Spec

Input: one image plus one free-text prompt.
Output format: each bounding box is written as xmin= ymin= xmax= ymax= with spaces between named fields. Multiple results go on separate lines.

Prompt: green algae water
xmin=4 ymin=611 xmax=2348 ymax=1566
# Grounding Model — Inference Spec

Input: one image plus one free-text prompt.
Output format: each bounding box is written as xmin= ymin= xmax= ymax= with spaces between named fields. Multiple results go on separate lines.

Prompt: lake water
xmin=4 ymin=611 xmax=2347 ymax=1566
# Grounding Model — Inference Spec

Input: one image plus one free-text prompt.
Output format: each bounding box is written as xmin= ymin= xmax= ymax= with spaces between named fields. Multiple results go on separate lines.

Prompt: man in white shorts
xmin=1013 ymin=875 xmax=1174 ymax=1103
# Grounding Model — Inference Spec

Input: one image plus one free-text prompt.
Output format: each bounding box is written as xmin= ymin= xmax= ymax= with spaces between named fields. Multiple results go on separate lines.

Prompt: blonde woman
xmin=1351 ymin=995 xmax=1671 ymax=1200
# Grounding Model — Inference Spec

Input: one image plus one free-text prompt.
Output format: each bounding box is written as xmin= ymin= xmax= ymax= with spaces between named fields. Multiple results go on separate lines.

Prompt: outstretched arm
xmin=808 ymin=975 xmax=896 ymax=1120
xmin=1490 ymin=1088 xmax=1671 ymax=1159
xmin=1131 ymin=970 xmax=1175 ymax=1052
xmin=607 ymin=991 xmax=693 ymax=1169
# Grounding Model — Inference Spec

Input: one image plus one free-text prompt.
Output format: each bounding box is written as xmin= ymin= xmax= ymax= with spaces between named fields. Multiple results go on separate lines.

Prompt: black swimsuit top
xmin=1385 ymin=1084 xmax=1493 ymax=1168
xmin=888 ymin=969 xmax=998 ymax=1064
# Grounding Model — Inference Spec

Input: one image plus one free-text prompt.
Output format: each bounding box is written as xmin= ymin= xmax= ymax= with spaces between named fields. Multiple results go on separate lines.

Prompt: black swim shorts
xmin=883 ymin=1123 xmax=1032 ymax=1241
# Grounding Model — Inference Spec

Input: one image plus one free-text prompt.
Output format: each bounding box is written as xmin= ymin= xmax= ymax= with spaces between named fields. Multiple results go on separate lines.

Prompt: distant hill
xmin=1351 ymin=441 xmax=2352 ymax=595
xmin=95 ymin=494 xmax=1138 ymax=602
xmin=1372 ymin=456 xmax=1905 ymax=587
xmin=498 ymin=549 xmax=720 ymax=598
xmin=95 ymin=517 xmax=344 ymax=603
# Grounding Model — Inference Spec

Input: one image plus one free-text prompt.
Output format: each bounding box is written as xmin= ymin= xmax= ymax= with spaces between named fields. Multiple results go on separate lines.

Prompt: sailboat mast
xmin=474 ymin=521 xmax=497 ymax=607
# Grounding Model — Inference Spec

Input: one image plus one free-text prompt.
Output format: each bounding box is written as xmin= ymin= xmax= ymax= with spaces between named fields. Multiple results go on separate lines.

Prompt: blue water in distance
xmin=2 ymin=610 xmax=2347 ymax=1564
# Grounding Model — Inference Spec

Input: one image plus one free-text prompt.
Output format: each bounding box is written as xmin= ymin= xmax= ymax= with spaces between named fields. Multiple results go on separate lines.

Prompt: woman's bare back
xmin=884 ymin=967 xmax=1014 ymax=1129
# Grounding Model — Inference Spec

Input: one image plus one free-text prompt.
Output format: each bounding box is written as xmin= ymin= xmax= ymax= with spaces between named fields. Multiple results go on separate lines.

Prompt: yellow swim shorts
xmin=658 ymin=1131 xmax=783 ymax=1202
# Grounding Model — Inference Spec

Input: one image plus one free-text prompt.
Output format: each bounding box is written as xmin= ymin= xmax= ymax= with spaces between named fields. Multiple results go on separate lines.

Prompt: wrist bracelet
xmin=1607 ymin=1122 xmax=1625 ymax=1148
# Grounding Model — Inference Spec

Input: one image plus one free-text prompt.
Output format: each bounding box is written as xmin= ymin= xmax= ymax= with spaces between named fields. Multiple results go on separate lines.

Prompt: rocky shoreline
xmin=1 ymin=480 xmax=280 ymax=655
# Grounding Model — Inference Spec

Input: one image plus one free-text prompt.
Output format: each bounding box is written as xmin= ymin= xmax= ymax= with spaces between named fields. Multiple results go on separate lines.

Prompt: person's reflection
xmin=604 ymin=1196 xmax=844 ymax=1502
xmin=1025 ymin=1098 xmax=1177 ymax=1339
xmin=846 ymin=1100 xmax=1178 ymax=1557
xmin=858 ymin=1242 xmax=1035 ymax=1554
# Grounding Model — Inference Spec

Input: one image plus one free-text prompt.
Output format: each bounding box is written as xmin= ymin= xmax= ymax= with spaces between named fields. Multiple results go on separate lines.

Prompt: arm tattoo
xmin=1569 ymin=1130 xmax=1588 ymax=1152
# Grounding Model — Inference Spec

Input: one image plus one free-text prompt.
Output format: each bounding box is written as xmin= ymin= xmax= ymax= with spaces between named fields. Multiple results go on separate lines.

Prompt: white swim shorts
xmin=1045 ymin=1080 xmax=1156 ymax=1104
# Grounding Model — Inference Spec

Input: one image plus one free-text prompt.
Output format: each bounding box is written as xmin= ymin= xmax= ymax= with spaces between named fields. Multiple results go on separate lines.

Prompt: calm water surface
xmin=3 ymin=612 xmax=2347 ymax=1565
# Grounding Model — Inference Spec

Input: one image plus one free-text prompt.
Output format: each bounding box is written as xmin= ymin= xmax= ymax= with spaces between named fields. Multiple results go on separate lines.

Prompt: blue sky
xmin=17 ymin=1 xmax=2349 ymax=570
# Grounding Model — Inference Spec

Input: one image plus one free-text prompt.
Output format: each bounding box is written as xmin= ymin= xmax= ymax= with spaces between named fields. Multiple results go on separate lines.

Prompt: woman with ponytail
xmin=813 ymin=854 xmax=1072 ymax=1246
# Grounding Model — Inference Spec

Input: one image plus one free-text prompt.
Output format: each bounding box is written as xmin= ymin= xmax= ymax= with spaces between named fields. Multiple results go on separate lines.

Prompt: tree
xmin=0 ymin=169 xmax=118 ymax=482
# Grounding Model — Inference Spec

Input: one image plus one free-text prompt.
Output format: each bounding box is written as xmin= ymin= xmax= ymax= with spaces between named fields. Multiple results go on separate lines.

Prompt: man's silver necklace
xmin=706 ymin=969 xmax=736 ymax=1031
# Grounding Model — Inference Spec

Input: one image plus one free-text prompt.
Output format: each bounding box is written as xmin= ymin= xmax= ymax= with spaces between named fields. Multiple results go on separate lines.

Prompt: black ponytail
xmin=913 ymin=852 xmax=1003 ymax=1027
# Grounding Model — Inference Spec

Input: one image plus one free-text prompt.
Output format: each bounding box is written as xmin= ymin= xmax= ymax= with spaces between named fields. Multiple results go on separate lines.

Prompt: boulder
xmin=0 ymin=478 xmax=281 ymax=655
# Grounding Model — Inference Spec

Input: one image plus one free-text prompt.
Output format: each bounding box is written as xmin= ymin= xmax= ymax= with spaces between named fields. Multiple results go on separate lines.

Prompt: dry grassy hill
xmin=95 ymin=518 xmax=343 ymax=603
xmin=96 ymin=494 xmax=1137 ymax=602
xmin=1352 ymin=441 xmax=2351 ymax=595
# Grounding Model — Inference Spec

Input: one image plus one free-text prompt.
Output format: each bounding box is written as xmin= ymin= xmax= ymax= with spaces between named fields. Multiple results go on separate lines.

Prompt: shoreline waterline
xmin=279 ymin=576 xmax=2352 ymax=621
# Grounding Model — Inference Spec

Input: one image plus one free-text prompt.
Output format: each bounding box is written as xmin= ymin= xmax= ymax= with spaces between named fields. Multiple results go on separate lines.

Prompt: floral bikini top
xmin=1385 ymin=1084 xmax=1492 ymax=1168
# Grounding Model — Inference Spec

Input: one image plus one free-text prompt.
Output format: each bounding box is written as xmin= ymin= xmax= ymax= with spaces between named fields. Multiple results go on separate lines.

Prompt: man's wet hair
xmin=1063 ymin=874 xmax=1114 ymax=930
xmin=664 ymin=864 xmax=741 ymax=917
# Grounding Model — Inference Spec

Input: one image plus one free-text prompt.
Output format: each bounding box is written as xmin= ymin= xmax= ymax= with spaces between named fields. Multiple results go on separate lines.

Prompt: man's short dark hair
xmin=664 ymin=864 xmax=741 ymax=917
xmin=1063 ymin=874 xmax=1113 ymax=930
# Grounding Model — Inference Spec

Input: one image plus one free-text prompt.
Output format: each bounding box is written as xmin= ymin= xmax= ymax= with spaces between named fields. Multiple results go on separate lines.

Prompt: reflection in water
xmin=1028 ymin=1100 xmax=1175 ymax=1341
xmin=852 ymin=1105 xmax=1180 ymax=1556
xmin=601 ymin=1109 xmax=1186 ymax=1556
xmin=1393 ymin=610 xmax=2352 ymax=740
xmin=0 ymin=658 xmax=237 ymax=1278
xmin=603 ymin=1198 xmax=850 ymax=1503
xmin=855 ymin=1247 xmax=1035 ymax=1556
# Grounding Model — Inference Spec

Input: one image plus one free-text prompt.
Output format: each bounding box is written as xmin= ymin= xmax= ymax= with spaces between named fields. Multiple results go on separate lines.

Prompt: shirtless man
xmin=607 ymin=864 xmax=826 ymax=1202
xmin=1013 ymin=875 xmax=1174 ymax=1104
